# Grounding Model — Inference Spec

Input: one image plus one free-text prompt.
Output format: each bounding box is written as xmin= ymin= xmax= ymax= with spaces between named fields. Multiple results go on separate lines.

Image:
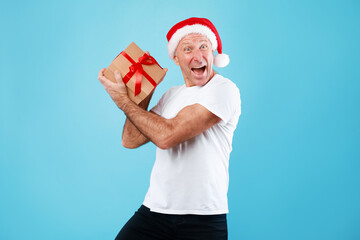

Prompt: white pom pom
xmin=214 ymin=53 xmax=230 ymax=67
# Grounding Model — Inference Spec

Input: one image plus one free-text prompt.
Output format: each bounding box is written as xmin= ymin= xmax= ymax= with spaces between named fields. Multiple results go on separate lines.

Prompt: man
xmin=98 ymin=17 xmax=241 ymax=240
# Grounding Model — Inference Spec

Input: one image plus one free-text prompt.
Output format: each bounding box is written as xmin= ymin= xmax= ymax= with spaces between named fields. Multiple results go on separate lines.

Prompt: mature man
xmin=98 ymin=17 xmax=241 ymax=240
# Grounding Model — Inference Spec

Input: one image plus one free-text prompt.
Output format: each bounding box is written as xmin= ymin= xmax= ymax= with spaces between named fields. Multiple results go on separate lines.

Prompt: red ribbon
xmin=120 ymin=51 xmax=162 ymax=96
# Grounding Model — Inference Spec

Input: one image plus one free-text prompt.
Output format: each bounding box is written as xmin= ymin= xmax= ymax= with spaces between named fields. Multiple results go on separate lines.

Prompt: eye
xmin=184 ymin=47 xmax=191 ymax=52
xmin=200 ymin=44 xmax=208 ymax=49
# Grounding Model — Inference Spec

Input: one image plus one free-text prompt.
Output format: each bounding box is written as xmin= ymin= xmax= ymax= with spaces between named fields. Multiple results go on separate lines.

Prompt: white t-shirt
xmin=143 ymin=74 xmax=241 ymax=215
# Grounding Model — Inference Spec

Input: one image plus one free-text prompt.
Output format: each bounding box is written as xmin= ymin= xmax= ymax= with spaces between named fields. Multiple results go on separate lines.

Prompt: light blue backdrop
xmin=1 ymin=0 xmax=359 ymax=239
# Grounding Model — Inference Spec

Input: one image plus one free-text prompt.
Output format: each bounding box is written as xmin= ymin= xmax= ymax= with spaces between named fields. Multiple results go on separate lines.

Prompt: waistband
xmin=138 ymin=205 xmax=227 ymax=220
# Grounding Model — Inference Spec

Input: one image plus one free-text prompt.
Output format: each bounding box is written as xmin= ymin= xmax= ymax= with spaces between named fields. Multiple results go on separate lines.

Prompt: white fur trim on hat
xmin=167 ymin=24 xmax=217 ymax=59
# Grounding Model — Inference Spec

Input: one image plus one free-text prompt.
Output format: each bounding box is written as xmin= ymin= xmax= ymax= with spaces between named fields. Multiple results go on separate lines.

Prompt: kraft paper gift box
xmin=104 ymin=42 xmax=166 ymax=104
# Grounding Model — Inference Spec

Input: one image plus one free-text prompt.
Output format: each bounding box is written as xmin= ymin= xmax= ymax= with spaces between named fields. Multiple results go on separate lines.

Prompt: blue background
xmin=1 ymin=0 xmax=359 ymax=239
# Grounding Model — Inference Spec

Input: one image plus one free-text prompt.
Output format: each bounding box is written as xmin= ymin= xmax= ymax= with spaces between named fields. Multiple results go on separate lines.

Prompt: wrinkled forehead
xmin=178 ymin=33 xmax=212 ymax=46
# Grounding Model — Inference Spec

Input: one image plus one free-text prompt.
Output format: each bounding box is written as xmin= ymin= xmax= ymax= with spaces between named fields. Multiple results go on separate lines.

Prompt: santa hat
xmin=166 ymin=17 xmax=230 ymax=68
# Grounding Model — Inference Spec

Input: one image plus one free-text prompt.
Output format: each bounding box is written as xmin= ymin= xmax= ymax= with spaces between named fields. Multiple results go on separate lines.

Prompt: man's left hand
xmin=98 ymin=68 xmax=129 ymax=109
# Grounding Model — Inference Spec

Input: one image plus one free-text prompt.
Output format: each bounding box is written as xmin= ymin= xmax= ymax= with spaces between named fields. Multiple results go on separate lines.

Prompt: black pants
xmin=115 ymin=205 xmax=228 ymax=240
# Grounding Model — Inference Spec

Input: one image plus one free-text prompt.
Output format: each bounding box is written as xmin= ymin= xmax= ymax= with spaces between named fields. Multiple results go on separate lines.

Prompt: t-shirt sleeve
xmin=196 ymin=80 xmax=241 ymax=124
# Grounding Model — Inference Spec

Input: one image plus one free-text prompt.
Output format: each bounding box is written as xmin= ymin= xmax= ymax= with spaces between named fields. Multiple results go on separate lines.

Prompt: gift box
xmin=104 ymin=42 xmax=166 ymax=104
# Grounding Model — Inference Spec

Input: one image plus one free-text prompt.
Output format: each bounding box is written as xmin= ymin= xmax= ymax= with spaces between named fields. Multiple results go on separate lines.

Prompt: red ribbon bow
xmin=120 ymin=52 xmax=161 ymax=96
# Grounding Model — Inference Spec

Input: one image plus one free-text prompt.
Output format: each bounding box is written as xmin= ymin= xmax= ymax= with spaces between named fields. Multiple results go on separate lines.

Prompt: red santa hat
xmin=166 ymin=17 xmax=230 ymax=68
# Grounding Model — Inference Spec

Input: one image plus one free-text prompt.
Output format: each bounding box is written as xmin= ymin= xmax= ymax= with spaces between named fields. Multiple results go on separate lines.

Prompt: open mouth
xmin=191 ymin=65 xmax=206 ymax=75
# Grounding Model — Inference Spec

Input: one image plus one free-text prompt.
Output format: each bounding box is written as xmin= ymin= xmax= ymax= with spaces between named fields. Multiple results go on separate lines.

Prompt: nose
xmin=192 ymin=49 xmax=203 ymax=62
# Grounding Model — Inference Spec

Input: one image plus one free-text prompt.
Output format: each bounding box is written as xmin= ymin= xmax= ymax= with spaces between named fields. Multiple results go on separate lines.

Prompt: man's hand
xmin=98 ymin=68 xmax=130 ymax=110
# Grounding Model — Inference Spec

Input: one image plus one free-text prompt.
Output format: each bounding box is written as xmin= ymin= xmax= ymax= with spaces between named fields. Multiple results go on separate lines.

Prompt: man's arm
xmin=121 ymin=92 xmax=153 ymax=149
xmin=98 ymin=68 xmax=221 ymax=150
xmin=122 ymin=101 xmax=220 ymax=149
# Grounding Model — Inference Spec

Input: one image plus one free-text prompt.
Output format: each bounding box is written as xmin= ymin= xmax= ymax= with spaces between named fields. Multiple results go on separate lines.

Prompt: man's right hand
xmin=98 ymin=68 xmax=130 ymax=110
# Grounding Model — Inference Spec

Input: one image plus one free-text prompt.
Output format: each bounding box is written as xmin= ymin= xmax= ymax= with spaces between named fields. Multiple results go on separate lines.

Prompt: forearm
xmin=121 ymin=92 xmax=153 ymax=148
xmin=119 ymin=97 xmax=172 ymax=149
xmin=122 ymin=119 xmax=149 ymax=148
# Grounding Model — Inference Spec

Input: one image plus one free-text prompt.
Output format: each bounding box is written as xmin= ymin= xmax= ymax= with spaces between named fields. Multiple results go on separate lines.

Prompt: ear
xmin=173 ymin=55 xmax=180 ymax=66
